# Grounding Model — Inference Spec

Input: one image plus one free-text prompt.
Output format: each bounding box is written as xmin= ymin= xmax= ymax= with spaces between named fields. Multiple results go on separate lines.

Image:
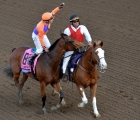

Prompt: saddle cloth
xmin=21 ymin=48 xmax=39 ymax=73
xmin=70 ymin=53 xmax=83 ymax=72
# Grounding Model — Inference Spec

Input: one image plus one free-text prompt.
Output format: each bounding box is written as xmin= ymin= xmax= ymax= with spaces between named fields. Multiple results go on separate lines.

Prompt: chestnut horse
xmin=54 ymin=40 xmax=107 ymax=117
xmin=3 ymin=33 xmax=82 ymax=114
xmin=71 ymin=41 xmax=107 ymax=117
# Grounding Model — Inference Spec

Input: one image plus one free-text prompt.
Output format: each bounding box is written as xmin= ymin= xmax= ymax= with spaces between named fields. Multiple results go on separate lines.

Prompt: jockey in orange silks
xmin=28 ymin=3 xmax=65 ymax=66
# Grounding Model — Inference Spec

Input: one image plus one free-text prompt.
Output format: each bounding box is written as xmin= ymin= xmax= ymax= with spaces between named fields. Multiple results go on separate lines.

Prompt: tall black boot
xmin=28 ymin=53 xmax=37 ymax=66
xmin=62 ymin=66 xmax=69 ymax=82
xmin=62 ymin=74 xmax=68 ymax=82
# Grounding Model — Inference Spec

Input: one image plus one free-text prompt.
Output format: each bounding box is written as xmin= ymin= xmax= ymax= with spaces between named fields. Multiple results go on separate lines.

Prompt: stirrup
xmin=28 ymin=54 xmax=37 ymax=66
xmin=62 ymin=75 xmax=68 ymax=82
xmin=28 ymin=60 xmax=33 ymax=66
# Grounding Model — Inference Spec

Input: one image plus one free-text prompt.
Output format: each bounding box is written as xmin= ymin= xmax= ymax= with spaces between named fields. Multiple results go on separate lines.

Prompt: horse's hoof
xmin=61 ymin=99 xmax=66 ymax=106
xmin=56 ymin=104 xmax=61 ymax=108
xmin=51 ymin=106 xmax=57 ymax=111
xmin=95 ymin=113 xmax=101 ymax=118
xmin=78 ymin=102 xmax=85 ymax=107
xmin=51 ymin=104 xmax=60 ymax=111
xmin=19 ymin=99 xmax=24 ymax=104
xmin=42 ymin=107 xmax=47 ymax=114
xmin=51 ymin=89 xmax=57 ymax=96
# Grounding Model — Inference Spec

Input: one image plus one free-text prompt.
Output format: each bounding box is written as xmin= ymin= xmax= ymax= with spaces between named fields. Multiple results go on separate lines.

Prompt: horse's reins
xmin=46 ymin=37 xmax=78 ymax=78
xmin=77 ymin=46 xmax=106 ymax=74
xmin=76 ymin=47 xmax=98 ymax=74
xmin=46 ymin=37 xmax=77 ymax=61
xmin=64 ymin=38 xmax=78 ymax=51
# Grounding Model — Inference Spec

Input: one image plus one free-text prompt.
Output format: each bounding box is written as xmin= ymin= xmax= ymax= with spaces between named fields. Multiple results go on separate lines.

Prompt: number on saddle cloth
xmin=21 ymin=48 xmax=37 ymax=73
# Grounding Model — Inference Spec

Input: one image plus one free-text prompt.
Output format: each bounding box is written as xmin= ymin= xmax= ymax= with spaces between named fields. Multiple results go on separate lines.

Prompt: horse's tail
xmin=3 ymin=48 xmax=16 ymax=79
xmin=3 ymin=66 xmax=14 ymax=79
xmin=12 ymin=48 xmax=16 ymax=52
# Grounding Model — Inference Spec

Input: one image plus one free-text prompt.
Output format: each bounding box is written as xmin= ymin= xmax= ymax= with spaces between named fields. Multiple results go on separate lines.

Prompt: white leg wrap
xmin=92 ymin=97 xmax=100 ymax=117
xmin=78 ymin=88 xmax=88 ymax=107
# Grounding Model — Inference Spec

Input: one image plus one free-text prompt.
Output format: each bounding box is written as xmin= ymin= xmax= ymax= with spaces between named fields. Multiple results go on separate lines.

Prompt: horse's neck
xmin=48 ymin=45 xmax=65 ymax=67
xmin=49 ymin=50 xmax=64 ymax=59
xmin=84 ymin=47 xmax=92 ymax=59
xmin=81 ymin=48 xmax=95 ymax=68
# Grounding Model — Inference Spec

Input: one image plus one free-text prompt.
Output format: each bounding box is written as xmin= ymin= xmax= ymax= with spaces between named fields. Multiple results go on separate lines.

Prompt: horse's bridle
xmin=94 ymin=47 xmax=106 ymax=73
xmin=47 ymin=36 xmax=78 ymax=61
xmin=92 ymin=46 xmax=106 ymax=73
xmin=63 ymin=37 xmax=79 ymax=51
xmin=76 ymin=46 xmax=96 ymax=74
xmin=78 ymin=46 xmax=106 ymax=74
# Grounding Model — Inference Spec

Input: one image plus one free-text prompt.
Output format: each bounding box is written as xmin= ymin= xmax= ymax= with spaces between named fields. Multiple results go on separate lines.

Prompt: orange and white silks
xmin=33 ymin=7 xmax=60 ymax=47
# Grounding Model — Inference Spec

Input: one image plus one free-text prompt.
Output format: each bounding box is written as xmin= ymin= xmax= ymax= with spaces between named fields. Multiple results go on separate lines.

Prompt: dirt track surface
xmin=0 ymin=0 xmax=140 ymax=120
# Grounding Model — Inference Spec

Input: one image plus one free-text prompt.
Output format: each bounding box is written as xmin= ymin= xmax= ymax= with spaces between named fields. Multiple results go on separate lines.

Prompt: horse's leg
xmin=51 ymin=82 xmax=66 ymax=111
xmin=12 ymin=66 xmax=22 ymax=102
xmin=51 ymin=82 xmax=62 ymax=96
xmin=77 ymin=86 xmax=88 ymax=107
xmin=18 ymin=73 xmax=28 ymax=104
xmin=13 ymin=71 xmax=20 ymax=86
xmin=90 ymin=83 xmax=101 ymax=117
xmin=40 ymin=81 xmax=47 ymax=114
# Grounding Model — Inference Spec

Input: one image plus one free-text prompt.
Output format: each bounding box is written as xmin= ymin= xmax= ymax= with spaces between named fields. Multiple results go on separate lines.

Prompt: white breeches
xmin=32 ymin=32 xmax=51 ymax=54
xmin=62 ymin=51 xmax=74 ymax=73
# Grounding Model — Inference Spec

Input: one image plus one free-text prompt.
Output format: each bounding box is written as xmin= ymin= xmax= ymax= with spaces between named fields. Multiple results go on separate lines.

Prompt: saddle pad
xmin=21 ymin=48 xmax=39 ymax=73
xmin=70 ymin=53 xmax=83 ymax=70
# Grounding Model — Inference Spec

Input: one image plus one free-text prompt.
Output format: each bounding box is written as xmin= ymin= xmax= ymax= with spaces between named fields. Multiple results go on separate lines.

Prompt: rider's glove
xmin=59 ymin=3 xmax=65 ymax=9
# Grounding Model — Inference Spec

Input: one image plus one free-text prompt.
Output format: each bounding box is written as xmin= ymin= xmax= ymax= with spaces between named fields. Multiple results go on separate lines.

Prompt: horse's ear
xmin=60 ymin=31 xmax=64 ymax=37
xmin=100 ymin=41 xmax=103 ymax=47
xmin=93 ymin=42 xmax=96 ymax=48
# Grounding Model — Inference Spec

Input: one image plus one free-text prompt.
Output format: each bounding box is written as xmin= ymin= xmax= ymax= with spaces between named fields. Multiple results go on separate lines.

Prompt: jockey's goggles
xmin=70 ymin=16 xmax=79 ymax=22
xmin=72 ymin=19 xmax=79 ymax=23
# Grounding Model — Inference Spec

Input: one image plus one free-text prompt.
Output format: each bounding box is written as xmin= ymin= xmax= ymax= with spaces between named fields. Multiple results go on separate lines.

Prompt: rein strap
xmin=78 ymin=64 xmax=95 ymax=74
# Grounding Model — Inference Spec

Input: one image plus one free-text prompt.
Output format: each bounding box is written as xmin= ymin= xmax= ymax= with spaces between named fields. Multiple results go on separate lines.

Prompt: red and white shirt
xmin=64 ymin=25 xmax=92 ymax=43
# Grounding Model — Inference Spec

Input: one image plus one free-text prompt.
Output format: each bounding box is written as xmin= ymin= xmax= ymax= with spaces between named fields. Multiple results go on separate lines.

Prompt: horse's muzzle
xmin=99 ymin=64 xmax=107 ymax=73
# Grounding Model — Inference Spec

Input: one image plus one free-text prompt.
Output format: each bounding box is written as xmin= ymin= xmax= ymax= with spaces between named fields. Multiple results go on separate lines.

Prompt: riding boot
xmin=62 ymin=66 xmax=69 ymax=82
xmin=62 ymin=74 xmax=68 ymax=82
xmin=28 ymin=53 xmax=37 ymax=66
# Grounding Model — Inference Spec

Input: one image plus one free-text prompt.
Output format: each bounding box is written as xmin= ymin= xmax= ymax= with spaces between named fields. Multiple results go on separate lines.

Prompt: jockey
xmin=28 ymin=3 xmax=65 ymax=66
xmin=62 ymin=14 xmax=93 ymax=81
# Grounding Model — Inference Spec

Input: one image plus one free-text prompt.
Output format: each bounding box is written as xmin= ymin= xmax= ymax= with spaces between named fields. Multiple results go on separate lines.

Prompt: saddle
xmin=61 ymin=46 xmax=87 ymax=82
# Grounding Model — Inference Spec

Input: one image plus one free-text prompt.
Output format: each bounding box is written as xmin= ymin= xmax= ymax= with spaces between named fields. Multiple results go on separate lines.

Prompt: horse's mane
xmin=49 ymin=38 xmax=60 ymax=51
xmin=48 ymin=33 xmax=69 ymax=51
